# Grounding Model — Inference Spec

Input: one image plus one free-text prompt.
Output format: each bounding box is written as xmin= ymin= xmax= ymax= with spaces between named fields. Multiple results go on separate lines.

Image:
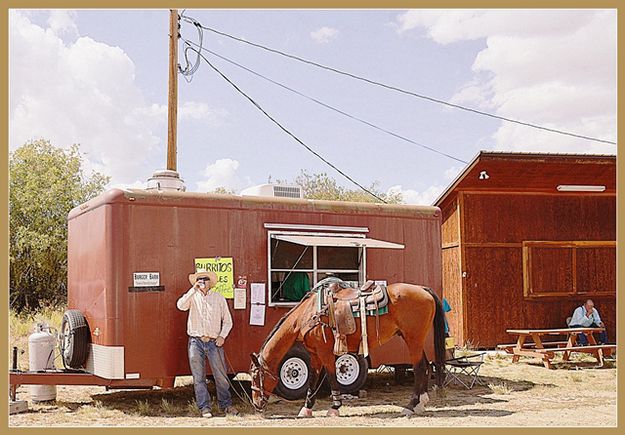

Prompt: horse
xmin=249 ymin=279 xmax=446 ymax=417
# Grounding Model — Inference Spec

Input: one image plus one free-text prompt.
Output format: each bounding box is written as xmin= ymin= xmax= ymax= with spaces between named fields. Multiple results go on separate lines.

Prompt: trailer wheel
xmin=274 ymin=344 xmax=311 ymax=400
xmin=336 ymin=353 xmax=368 ymax=394
xmin=61 ymin=310 xmax=90 ymax=369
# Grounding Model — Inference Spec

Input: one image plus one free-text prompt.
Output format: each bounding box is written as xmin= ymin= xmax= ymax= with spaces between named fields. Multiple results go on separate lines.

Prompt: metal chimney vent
xmin=146 ymin=169 xmax=186 ymax=192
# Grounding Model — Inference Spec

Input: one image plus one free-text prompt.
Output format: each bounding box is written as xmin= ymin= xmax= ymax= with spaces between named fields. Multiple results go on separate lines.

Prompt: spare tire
xmin=61 ymin=310 xmax=90 ymax=369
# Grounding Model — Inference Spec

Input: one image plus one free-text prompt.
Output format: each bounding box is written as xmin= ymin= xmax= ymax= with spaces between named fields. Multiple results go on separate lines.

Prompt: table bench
xmin=503 ymin=328 xmax=616 ymax=369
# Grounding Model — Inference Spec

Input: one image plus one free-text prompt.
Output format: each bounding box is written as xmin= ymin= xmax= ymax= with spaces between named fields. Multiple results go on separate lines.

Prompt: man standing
xmin=568 ymin=299 xmax=607 ymax=345
xmin=177 ymin=270 xmax=239 ymax=418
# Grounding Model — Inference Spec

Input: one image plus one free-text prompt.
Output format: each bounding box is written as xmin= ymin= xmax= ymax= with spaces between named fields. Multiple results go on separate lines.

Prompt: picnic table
xmin=499 ymin=328 xmax=616 ymax=369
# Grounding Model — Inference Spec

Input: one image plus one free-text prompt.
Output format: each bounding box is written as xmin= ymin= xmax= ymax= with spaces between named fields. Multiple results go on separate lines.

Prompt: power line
xmin=181 ymin=37 xmax=469 ymax=165
xmin=184 ymin=45 xmax=389 ymax=204
xmin=181 ymin=15 xmax=616 ymax=146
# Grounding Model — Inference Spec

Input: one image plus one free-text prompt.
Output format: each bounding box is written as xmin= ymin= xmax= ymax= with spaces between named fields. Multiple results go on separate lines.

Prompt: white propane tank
xmin=28 ymin=322 xmax=57 ymax=402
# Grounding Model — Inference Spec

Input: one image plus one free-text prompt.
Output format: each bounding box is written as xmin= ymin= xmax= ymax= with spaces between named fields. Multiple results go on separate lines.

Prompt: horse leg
xmin=316 ymin=349 xmax=342 ymax=417
xmin=298 ymin=353 xmax=323 ymax=418
xmin=402 ymin=355 xmax=429 ymax=416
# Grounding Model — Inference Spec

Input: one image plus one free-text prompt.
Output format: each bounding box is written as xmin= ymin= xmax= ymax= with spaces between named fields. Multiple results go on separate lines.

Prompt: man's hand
xmin=215 ymin=336 xmax=225 ymax=347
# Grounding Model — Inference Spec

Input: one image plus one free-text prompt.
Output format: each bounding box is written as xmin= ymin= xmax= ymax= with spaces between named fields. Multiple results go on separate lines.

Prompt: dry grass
xmin=9 ymin=307 xmax=65 ymax=369
xmin=488 ymin=381 xmax=514 ymax=395
xmin=134 ymin=400 xmax=153 ymax=416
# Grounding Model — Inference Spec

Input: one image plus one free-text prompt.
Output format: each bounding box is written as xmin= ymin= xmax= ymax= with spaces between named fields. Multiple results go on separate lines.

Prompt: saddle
xmin=318 ymin=279 xmax=390 ymax=357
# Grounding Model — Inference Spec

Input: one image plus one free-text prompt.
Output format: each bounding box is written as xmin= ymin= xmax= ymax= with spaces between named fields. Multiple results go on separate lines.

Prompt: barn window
xmin=267 ymin=231 xmax=403 ymax=306
xmin=522 ymin=241 xmax=616 ymax=299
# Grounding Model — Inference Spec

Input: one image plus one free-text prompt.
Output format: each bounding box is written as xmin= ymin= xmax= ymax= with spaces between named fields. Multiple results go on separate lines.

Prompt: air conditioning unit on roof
xmin=240 ymin=183 xmax=303 ymax=199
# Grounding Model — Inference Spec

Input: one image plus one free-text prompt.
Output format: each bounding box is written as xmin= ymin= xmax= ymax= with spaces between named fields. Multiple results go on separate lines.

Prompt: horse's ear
xmin=250 ymin=352 xmax=260 ymax=366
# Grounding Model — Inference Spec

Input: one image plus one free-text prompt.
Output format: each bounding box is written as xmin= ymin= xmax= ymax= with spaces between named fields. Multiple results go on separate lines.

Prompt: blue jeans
xmin=188 ymin=337 xmax=232 ymax=411
xmin=569 ymin=324 xmax=607 ymax=345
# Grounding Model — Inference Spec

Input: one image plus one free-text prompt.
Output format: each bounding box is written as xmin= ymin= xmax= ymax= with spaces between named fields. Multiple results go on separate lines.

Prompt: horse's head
xmin=249 ymin=352 xmax=277 ymax=412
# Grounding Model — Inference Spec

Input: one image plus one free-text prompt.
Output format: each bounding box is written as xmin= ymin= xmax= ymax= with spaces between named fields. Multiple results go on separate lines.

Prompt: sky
xmin=9 ymin=9 xmax=617 ymax=205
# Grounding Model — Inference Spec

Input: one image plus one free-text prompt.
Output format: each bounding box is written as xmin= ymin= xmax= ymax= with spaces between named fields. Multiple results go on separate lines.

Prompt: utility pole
xmin=167 ymin=9 xmax=179 ymax=171
xmin=146 ymin=9 xmax=186 ymax=191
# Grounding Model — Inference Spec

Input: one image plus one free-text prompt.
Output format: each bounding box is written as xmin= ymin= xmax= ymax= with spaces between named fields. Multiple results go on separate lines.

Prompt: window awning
xmin=273 ymin=235 xmax=404 ymax=249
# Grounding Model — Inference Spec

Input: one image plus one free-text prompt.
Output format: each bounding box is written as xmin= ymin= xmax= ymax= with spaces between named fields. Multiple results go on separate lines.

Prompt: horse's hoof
xmin=401 ymin=407 xmax=414 ymax=417
xmin=326 ymin=408 xmax=340 ymax=417
xmin=414 ymin=402 xmax=426 ymax=414
xmin=420 ymin=393 xmax=430 ymax=406
xmin=298 ymin=407 xmax=313 ymax=418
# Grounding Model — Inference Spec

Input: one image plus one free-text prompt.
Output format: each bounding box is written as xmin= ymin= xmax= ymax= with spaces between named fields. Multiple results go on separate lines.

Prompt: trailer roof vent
xmin=146 ymin=169 xmax=186 ymax=192
xmin=240 ymin=184 xmax=303 ymax=199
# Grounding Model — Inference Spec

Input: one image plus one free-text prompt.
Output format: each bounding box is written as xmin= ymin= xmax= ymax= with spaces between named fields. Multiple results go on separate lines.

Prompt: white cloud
xmin=47 ymin=10 xmax=78 ymax=37
xmin=310 ymin=27 xmax=339 ymax=43
xmin=387 ymin=184 xmax=445 ymax=206
xmin=396 ymin=9 xmax=616 ymax=154
xmin=134 ymin=101 xmax=228 ymax=123
xmin=109 ymin=179 xmax=147 ymax=190
xmin=443 ymin=166 xmax=461 ymax=180
xmin=196 ymin=158 xmax=252 ymax=192
xmin=9 ymin=11 xmax=228 ymax=186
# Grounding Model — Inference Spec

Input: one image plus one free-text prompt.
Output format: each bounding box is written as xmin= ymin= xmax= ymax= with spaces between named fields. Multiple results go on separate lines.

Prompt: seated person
xmin=282 ymin=272 xmax=310 ymax=302
xmin=568 ymin=299 xmax=607 ymax=345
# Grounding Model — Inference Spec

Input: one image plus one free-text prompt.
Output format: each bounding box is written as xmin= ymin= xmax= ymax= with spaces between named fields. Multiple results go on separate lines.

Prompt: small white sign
xmin=133 ymin=272 xmax=160 ymax=287
xmin=125 ymin=373 xmax=140 ymax=379
xmin=250 ymin=283 xmax=266 ymax=304
xmin=374 ymin=280 xmax=387 ymax=286
xmin=234 ymin=288 xmax=246 ymax=310
xmin=250 ymin=304 xmax=265 ymax=326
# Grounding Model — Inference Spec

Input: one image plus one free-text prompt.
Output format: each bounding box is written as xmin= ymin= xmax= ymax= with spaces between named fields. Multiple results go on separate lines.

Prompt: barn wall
xmin=440 ymin=197 xmax=464 ymax=343
xmin=441 ymin=199 xmax=460 ymax=246
xmin=442 ymin=246 xmax=463 ymax=343
xmin=460 ymin=192 xmax=616 ymax=347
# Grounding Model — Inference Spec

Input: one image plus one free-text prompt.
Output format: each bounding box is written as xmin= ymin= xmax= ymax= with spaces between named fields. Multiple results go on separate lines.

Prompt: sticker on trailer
xmin=125 ymin=373 xmax=140 ymax=379
xmin=133 ymin=272 xmax=160 ymax=287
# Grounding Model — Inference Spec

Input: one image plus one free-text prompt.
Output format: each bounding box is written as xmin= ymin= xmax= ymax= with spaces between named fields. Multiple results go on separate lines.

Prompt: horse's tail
xmin=423 ymin=287 xmax=446 ymax=387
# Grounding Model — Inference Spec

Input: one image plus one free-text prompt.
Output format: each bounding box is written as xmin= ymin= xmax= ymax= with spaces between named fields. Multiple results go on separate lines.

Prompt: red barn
xmin=435 ymin=152 xmax=616 ymax=348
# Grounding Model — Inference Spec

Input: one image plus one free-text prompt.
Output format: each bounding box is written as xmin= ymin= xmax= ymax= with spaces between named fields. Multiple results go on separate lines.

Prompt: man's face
xmin=585 ymin=301 xmax=594 ymax=312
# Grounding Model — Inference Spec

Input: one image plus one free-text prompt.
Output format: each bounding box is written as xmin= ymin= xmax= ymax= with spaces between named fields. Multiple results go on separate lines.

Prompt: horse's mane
xmin=260 ymin=276 xmax=349 ymax=354
xmin=260 ymin=278 xmax=349 ymax=352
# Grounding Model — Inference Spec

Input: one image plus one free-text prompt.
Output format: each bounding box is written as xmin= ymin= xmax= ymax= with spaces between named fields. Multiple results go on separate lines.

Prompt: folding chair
xmin=444 ymin=346 xmax=486 ymax=389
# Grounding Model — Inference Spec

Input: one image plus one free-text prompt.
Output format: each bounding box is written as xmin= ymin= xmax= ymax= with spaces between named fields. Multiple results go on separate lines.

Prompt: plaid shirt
xmin=176 ymin=287 xmax=233 ymax=339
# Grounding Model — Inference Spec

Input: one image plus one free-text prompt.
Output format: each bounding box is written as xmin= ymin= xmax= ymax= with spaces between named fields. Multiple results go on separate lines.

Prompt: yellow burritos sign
xmin=194 ymin=257 xmax=234 ymax=299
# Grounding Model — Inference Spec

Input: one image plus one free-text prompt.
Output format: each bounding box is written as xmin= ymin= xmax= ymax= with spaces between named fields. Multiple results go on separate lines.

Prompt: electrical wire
xmin=178 ymin=13 xmax=203 ymax=82
xmin=181 ymin=37 xmax=469 ymax=165
xmin=185 ymin=45 xmax=389 ymax=204
xmin=180 ymin=14 xmax=616 ymax=146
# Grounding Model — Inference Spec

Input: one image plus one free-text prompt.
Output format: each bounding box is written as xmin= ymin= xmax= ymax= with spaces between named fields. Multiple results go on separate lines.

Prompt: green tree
xmin=9 ymin=140 xmax=110 ymax=312
xmin=294 ymin=170 xmax=402 ymax=204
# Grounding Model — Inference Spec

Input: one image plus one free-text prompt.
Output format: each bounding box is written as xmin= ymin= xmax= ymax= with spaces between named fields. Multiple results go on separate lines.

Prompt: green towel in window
xmin=283 ymin=272 xmax=310 ymax=302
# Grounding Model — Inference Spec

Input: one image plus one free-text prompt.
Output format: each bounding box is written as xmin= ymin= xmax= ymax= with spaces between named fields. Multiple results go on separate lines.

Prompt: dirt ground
xmin=9 ymin=353 xmax=617 ymax=427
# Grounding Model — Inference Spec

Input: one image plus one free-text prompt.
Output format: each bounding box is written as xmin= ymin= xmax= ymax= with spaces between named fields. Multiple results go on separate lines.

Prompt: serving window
xmin=522 ymin=241 xmax=615 ymax=299
xmin=267 ymin=231 xmax=403 ymax=306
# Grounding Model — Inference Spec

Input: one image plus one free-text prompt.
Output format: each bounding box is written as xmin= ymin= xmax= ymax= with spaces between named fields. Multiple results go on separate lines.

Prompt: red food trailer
xmin=12 ymin=188 xmax=442 ymax=399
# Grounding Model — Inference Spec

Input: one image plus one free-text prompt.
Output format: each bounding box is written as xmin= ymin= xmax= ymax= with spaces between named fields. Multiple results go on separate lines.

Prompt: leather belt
xmin=194 ymin=336 xmax=216 ymax=342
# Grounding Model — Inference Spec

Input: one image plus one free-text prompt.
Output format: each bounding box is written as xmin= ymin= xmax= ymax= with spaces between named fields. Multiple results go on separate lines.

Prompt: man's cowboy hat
xmin=188 ymin=271 xmax=218 ymax=287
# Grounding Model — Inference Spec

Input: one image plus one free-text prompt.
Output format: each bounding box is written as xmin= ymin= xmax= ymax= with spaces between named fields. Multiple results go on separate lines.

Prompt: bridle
xmin=250 ymin=354 xmax=277 ymax=412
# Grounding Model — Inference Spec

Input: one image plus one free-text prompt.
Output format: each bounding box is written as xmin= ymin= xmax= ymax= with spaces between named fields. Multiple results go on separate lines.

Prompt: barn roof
xmin=434 ymin=151 xmax=616 ymax=208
